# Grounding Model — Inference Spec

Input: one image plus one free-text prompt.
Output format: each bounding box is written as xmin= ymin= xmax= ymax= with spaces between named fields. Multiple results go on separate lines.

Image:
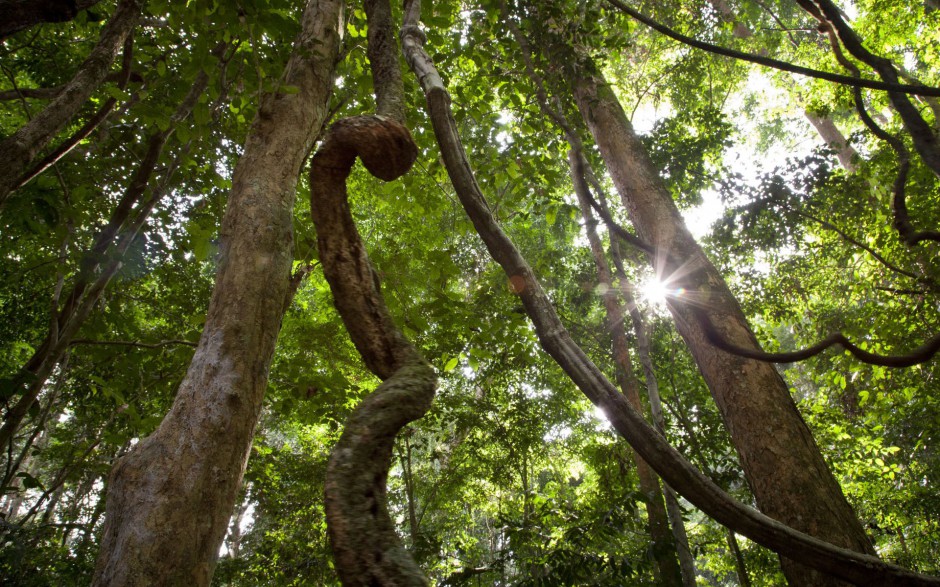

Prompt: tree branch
xmin=797 ymin=0 xmax=940 ymax=178
xmin=701 ymin=315 xmax=940 ymax=368
xmin=13 ymin=32 xmax=137 ymax=191
xmin=69 ymin=339 xmax=197 ymax=349
xmin=604 ymin=0 xmax=940 ymax=97
xmin=0 ymin=0 xmax=142 ymax=208
xmin=402 ymin=2 xmax=940 ymax=583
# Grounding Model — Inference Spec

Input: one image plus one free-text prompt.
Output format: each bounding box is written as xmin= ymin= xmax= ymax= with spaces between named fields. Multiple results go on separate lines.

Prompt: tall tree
xmin=402 ymin=1 xmax=935 ymax=584
xmin=91 ymin=0 xmax=344 ymax=584
xmin=570 ymin=150 xmax=685 ymax=586
xmin=559 ymin=28 xmax=876 ymax=587
xmin=1 ymin=0 xmax=938 ymax=585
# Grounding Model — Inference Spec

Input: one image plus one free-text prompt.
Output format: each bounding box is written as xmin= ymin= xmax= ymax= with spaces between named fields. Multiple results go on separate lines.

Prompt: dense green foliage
xmin=1 ymin=0 xmax=938 ymax=584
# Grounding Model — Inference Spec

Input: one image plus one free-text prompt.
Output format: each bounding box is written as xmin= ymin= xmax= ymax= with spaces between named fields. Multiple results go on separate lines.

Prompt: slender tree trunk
xmin=91 ymin=2 xmax=344 ymax=585
xmin=800 ymin=0 xmax=940 ymax=178
xmin=570 ymin=56 xmax=876 ymax=586
xmin=728 ymin=530 xmax=753 ymax=586
xmin=570 ymin=151 xmax=683 ymax=587
xmin=609 ymin=240 xmax=698 ymax=587
xmin=40 ymin=483 xmax=64 ymax=524
xmin=708 ymin=0 xmax=860 ymax=173
xmin=402 ymin=435 xmax=420 ymax=547
xmin=403 ymin=4 xmax=936 ymax=585
xmin=79 ymin=481 xmax=107 ymax=553
xmin=0 ymin=0 xmax=141 ymax=208
xmin=0 ymin=67 xmax=214 ymax=455
xmin=225 ymin=491 xmax=249 ymax=560
xmin=805 ymin=112 xmax=859 ymax=172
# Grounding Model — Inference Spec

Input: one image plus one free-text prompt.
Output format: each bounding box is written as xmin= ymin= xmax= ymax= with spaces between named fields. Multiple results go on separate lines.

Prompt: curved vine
xmin=308 ymin=1 xmax=433 ymax=585
xmin=402 ymin=1 xmax=940 ymax=584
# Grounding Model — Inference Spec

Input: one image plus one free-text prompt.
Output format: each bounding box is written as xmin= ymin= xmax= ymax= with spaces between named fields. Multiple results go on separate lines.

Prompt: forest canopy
xmin=0 ymin=0 xmax=939 ymax=585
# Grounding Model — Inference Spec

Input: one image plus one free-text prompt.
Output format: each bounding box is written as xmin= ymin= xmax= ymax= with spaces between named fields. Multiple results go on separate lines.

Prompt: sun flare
xmin=639 ymin=276 xmax=684 ymax=306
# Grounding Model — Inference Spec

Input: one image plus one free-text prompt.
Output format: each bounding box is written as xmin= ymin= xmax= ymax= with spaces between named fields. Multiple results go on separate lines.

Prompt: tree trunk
xmin=570 ymin=151 xmax=683 ymax=587
xmin=225 ymin=490 xmax=249 ymax=560
xmin=402 ymin=435 xmax=420 ymax=547
xmin=804 ymin=111 xmax=859 ymax=172
xmin=728 ymin=530 xmax=753 ymax=587
xmin=610 ymin=239 xmax=698 ymax=587
xmin=90 ymin=2 xmax=344 ymax=585
xmin=0 ymin=0 xmax=141 ymax=208
xmin=402 ymin=4 xmax=936 ymax=584
xmin=0 ymin=67 xmax=213 ymax=456
xmin=570 ymin=57 xmax=876 ymax=586
xmin=800 ymin=0 xmax=940 ymax=179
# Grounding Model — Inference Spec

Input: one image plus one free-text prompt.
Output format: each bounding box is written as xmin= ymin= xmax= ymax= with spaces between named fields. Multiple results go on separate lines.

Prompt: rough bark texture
xmin=364 ymin=0 xmax=406 ymax=123
xmin=312 ymin=121 xmax=431 ymax=587
xmin=0 ymin=0 xmax=103 ymax=40
xmin=570 ymin=151 xmax=683 ymax=587
xmin=0 ymin=0 xmax=141 ymax=208
xmin=311 ymin=2 xmax=432 ymax=584
xmin=403 ymin=2 xmax=939 ymax=584
xmin=571 ymin=59 xmax=876 ymax=586
xmin=90 ymin=2 xmax=344 ymax=585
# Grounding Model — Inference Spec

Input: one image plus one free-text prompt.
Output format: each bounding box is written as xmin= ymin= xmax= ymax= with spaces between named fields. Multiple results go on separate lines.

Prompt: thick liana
xmin=308 ymin=4 xmax=433 ymax=583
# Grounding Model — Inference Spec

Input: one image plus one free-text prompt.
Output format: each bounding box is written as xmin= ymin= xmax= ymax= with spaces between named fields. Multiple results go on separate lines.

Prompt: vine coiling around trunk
xmin=310 ymin=114 xmax=432 ymax=587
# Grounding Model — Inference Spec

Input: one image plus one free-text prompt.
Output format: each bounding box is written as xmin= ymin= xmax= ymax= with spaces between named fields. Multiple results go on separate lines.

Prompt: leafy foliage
xmin=1 ymin=0 xmax=939 ymax=584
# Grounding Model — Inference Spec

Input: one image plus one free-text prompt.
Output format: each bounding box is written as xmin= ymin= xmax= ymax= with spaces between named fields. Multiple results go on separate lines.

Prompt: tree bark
xmin=311 ymin=2 xmax=433 ymax=582
xmin=90 ymin=2 xmax=344 ymax=585
xmin=402 ymin=5 xmax=939 ymax=584
xmin=805 ymin=111 xmax=859 ymax=172
xmin=0 ymin=66 xmax=213 ymax=457
xmin=570 ymin=56 xmax=876 ymax=586
xmin=0 ymin=0 xmax=141 ymax=208
xmin=570 ymin=151 xmax=683 ymax=587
